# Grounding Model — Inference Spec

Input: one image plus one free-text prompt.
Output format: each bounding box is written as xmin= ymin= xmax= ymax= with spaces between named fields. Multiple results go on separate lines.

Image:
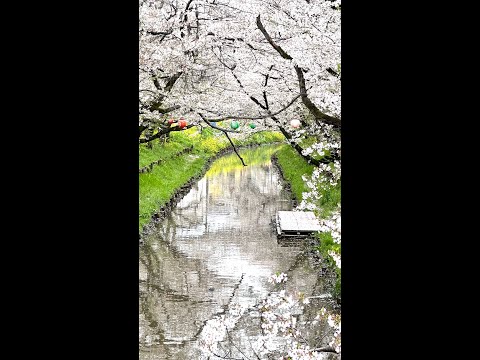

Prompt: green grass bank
xmin=274 ymin=144 xmax=341 ymax=298
xmin=139 ymin=128 xmax=285 ymax=232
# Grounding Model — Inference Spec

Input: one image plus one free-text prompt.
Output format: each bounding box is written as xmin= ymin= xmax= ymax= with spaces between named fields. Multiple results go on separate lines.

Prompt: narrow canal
xmin=139 ymin=144 xmax=337 ymax=359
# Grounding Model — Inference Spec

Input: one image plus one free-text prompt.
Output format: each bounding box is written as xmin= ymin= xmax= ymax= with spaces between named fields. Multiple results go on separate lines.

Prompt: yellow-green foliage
xmin=197 ymin=136 xmax=228 ymax=154
xmin=243 ymin=131 xmax=285 ymax=145
xmin=139 ymin=129 xmax=286 ymax=233
xmin=206 ymin=144 xmax=284 ymax=177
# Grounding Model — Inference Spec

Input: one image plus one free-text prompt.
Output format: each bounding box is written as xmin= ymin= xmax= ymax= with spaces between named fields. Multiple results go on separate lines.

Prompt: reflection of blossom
xmin=198 ymin=274 xmax=341 ymax=359
xmin=268 ymin=272 xmax=288 ymax=284
xmin=199 ymin=303 xmax=247 ymax=358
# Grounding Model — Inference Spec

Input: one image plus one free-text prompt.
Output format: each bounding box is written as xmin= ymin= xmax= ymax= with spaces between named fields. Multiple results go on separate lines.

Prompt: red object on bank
xmin=178 ymin=120 xmax=187 ymax=129
xmin=168 ymin=118 xmax=174 ymax=124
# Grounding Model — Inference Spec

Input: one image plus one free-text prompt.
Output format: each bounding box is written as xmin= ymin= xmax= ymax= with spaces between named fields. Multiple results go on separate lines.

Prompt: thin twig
xmin=225 ymin=132 xmax=247 ymax=166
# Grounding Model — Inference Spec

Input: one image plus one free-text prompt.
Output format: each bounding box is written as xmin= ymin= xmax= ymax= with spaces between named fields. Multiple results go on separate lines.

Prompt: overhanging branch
xmin=198 ymin=113 xmax=247 ymax=166
xmin=256 ymin=15 xmax=293 ymax=60
xmin=256 ymin=14 xmax=341 ymax=130
xmin=294 ymin=65 xmax=341 ymax=129
xmin=139 ymin=124 xmax=195 ymax=143
xmin=242 ymin=79 xmax=333 ymax=166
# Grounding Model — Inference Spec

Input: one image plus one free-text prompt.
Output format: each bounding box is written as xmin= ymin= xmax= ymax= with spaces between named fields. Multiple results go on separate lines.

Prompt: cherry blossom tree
xmin=139 ymin=0 xmax=341 ymax=165
xmin=139 ymin=0 xmax=342 ymax=356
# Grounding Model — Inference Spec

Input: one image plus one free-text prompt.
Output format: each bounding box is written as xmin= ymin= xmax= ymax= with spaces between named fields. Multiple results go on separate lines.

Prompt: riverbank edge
xmin=139 ymin=142 xmax=284 ymax=241
xmin=272 ymin=149 xmax=341 ymax=306
xmin=270 ymin=153 xmax=299 ymax=208
xmin=140 ymin=142 xmax=341 ymax=306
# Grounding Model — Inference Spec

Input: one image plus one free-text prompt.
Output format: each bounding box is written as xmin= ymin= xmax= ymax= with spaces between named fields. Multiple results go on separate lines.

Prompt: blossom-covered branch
xmin=256 ymin=14 xmax=341 ymax=129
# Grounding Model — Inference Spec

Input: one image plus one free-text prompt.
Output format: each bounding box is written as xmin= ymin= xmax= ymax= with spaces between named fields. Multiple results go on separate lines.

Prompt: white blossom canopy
xmin=139 ymin=0 xmax=340 ymax=136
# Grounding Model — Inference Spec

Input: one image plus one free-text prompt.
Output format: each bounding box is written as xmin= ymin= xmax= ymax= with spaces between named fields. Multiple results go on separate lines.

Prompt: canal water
xmin=139 ymin=144 xmax=337 ymax=359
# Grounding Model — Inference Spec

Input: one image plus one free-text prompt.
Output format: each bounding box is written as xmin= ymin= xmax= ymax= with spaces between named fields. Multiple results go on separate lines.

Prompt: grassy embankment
xmin=139 ymin=126 xmax=285 ymax=232
xmin=274 ymin=144 xmax=341 ymax=297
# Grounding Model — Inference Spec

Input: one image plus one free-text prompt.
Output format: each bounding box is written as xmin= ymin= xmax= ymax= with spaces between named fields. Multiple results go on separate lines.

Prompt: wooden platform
xmin=276 ymin=211 xmax=321 ymax=237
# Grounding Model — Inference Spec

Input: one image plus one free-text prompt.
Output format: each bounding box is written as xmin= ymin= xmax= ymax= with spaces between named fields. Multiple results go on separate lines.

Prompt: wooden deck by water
xmin=276 ymin=211 xmax=322 ymax=237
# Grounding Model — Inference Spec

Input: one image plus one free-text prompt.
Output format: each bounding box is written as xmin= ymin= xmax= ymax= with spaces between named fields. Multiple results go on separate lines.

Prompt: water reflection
xmin=139 ymin=145 xmax=330 ymax=359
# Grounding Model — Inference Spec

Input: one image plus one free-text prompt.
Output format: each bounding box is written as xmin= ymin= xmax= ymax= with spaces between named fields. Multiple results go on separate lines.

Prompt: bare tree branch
xmin=139 ymin=124 xmax=196 ymax=144
xmin=142 ymin=71 xmax=184 ymax=113
xmin=150 ymin=69 xmax=163 ymax=91
xmin=185 ymin=0 xmax=195 ymax=11
xmin=312 ymin=346 xmax=338 ymax=353
xmin=198 ymin=113 xmax=247 ymax=166
xmin=262 ymin=64 xmax=275 ymax=109
xmin=294 ymin=65 xmax=341 ymax=129
xmin=143 ymin=29 xmax=173 ymax=37
xmin=157 ymin=105 xmax=181 ymax=114
xmin=256 ymin=15 xmax=293 ymax=60
xmin=248 ymin=96 xmax=332 ymax=165
xmin=223 ymin=70 xmax=333 ymax=166
xmin=224 ymin=132 xmax=247 ymax=166
xmin=139 ymin=89 xmax=158 ymax=95
xmin=165 ymin=71 xmax=183 ymax=92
